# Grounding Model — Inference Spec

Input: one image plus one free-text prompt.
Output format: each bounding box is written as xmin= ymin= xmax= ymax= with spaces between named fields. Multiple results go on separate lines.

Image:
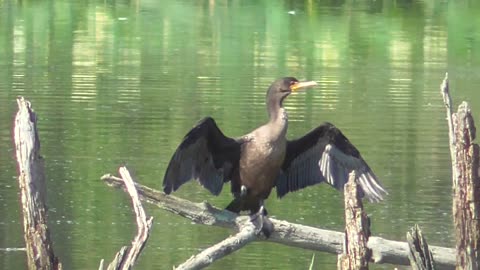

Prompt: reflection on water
xmin=1 ymin=0 xmax=480 ymax=269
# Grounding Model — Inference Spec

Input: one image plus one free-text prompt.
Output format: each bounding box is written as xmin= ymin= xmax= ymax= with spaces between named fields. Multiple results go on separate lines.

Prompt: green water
xmin=1 ymin=0 xmax=480 ymax=269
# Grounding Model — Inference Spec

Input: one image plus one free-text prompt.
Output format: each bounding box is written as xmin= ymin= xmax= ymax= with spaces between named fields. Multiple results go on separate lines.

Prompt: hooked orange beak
xmin=290 ymin=81 xmax=318 ymax=92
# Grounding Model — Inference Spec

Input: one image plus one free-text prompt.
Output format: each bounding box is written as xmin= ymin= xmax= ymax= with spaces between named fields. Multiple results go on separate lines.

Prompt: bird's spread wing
xmin=163 ymin=117 xmax=242 ymax=195
xmin=276 ymin=122 xmax=387 ymax=202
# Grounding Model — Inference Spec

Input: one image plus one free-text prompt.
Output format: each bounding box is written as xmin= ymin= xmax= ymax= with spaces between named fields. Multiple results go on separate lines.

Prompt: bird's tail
xmin=226 ymin=197 xmax=263 ymax=214
xmin=225 ymin=198 xmax=243 ymax=213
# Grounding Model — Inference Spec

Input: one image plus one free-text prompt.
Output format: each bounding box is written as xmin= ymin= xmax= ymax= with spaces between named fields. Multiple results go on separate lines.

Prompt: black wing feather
xmin=276 ymin=122 xmax=387 ymax=202
xmin=163 ymin=117 xmax=241 ymax=195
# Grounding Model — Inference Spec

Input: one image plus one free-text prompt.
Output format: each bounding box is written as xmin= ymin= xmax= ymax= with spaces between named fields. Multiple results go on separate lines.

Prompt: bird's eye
xmin=290 ymin=81 xmax=297 ymax=85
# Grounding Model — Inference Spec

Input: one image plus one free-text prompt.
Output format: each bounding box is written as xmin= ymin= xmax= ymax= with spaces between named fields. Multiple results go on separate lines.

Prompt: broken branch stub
xmin=14 ymin=97 xmax=62 ymax=270
xmin=338 ymin=172 xmax=371 ymax=270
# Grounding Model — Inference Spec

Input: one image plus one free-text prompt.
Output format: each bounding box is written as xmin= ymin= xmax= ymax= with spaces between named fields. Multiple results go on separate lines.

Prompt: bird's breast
xmin=238 ymin=137 xmax=286 ymax=198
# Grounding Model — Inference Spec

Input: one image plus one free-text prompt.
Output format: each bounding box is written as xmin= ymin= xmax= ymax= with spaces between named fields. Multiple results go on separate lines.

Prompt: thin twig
xmin=440 ymin=73 xmax=457 ymax=179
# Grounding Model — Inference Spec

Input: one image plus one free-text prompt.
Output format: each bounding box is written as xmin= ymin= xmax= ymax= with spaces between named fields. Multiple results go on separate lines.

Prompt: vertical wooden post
xmin=452 ymin=102 xmax=480 ymax=269
xmin=441 ymin=75 xmax=480 ymax=269
xmin=14 ymin=97 xmax=61 ymax=270
xmin=338 ymin=171 xmax=371 ymax=270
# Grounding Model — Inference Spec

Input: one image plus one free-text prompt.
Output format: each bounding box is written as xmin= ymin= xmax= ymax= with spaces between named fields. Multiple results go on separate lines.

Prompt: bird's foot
xmin=250 ymin=206 xmax=274 ymax=238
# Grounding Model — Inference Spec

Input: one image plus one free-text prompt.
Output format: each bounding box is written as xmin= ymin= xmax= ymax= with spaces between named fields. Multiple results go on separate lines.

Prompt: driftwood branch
xmin=101 ymin=174 xmax=456 ymax=269
xmin=176 ymin=219 xmax=257 ymax=270
xmin=338 ymin=172 xmax=370 ymax=270
xmin=407 ymin=224 xmax=435 ymax=270
xmin=14 ymin=97 xmax=62 ymax=270
xmin=441 ymin=74 xmax=480 ymax=269
xmin=103 ymin=167 xmax=153 ymax=270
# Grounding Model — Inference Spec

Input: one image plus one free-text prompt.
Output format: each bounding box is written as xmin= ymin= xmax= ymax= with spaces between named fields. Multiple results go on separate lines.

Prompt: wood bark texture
xmin=452 ymin=102 xmax=480 ymax=269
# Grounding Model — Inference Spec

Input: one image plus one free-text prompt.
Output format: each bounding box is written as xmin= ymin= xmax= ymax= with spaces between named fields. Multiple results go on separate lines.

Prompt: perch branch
xmin=175 ymin=219 xmax=257 ymax=270
xmin=101 ymin=174 xmax=455 ymax=269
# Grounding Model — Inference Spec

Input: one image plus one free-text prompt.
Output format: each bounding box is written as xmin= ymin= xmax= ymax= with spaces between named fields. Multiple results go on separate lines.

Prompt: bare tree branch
xmin=176 ymin=219 xmax=257 ymax=270
xmin=103 ymin=167 xmax=153 ymax=270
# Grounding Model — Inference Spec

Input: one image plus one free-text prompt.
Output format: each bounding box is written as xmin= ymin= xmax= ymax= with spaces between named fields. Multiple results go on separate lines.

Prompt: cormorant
xmin=163 ymin=77 xmax=387 ymax=235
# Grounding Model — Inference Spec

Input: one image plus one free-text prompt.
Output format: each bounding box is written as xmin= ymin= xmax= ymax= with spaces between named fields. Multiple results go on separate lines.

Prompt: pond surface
xmin=1 ymin=0 xmax=480 ymax=269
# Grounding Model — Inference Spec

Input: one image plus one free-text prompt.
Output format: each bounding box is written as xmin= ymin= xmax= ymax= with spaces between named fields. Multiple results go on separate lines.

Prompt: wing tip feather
xmin=358 ymin=171 xmax=388 ymax=203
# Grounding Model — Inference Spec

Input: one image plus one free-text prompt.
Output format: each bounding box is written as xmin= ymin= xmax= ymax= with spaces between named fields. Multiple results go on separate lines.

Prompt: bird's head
xmin=267 ymin=77 xmax=318 ymax=105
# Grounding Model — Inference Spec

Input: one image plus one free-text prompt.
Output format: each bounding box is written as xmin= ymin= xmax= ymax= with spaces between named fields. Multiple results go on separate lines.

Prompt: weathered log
xmin=14 ymin=97 xmax=61 ymax=270
xmin=101 ymin=174 xmax=456 ymax=269
xmin=338 ymin=172 xmax=370 ymax=270
xmin=103 ymin=167 xmax=153 ymax=270
xmin=407 ymin=224 xmax=435 ymax=270
xmin=441 ymin=75 xmax=480 ymax=269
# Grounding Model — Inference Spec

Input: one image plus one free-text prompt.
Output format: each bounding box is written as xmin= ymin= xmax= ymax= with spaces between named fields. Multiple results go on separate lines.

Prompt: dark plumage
xmin=163 ymin=77 xmax=387 ymax=233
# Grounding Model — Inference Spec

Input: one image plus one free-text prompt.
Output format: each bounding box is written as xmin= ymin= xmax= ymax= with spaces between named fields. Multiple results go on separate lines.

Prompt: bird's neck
xmin=267 ymin=96 xmax=285 ymax=120
xmin=267 ymin=100 xmax=288 ymax=137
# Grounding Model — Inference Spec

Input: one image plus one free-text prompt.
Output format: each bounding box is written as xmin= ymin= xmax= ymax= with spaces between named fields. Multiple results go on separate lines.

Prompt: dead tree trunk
xmin=441 ymin=75 xmax=480 ymax=269
xmin=14 ymin=97 xmax=61 ymax=270
xmin=338 ymin=172 xmax=371 ymax=270
xmin=452 ymin=103 xmax=480 ymax=269
xmin=407 ymin=224 xmax=435 ymax=270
